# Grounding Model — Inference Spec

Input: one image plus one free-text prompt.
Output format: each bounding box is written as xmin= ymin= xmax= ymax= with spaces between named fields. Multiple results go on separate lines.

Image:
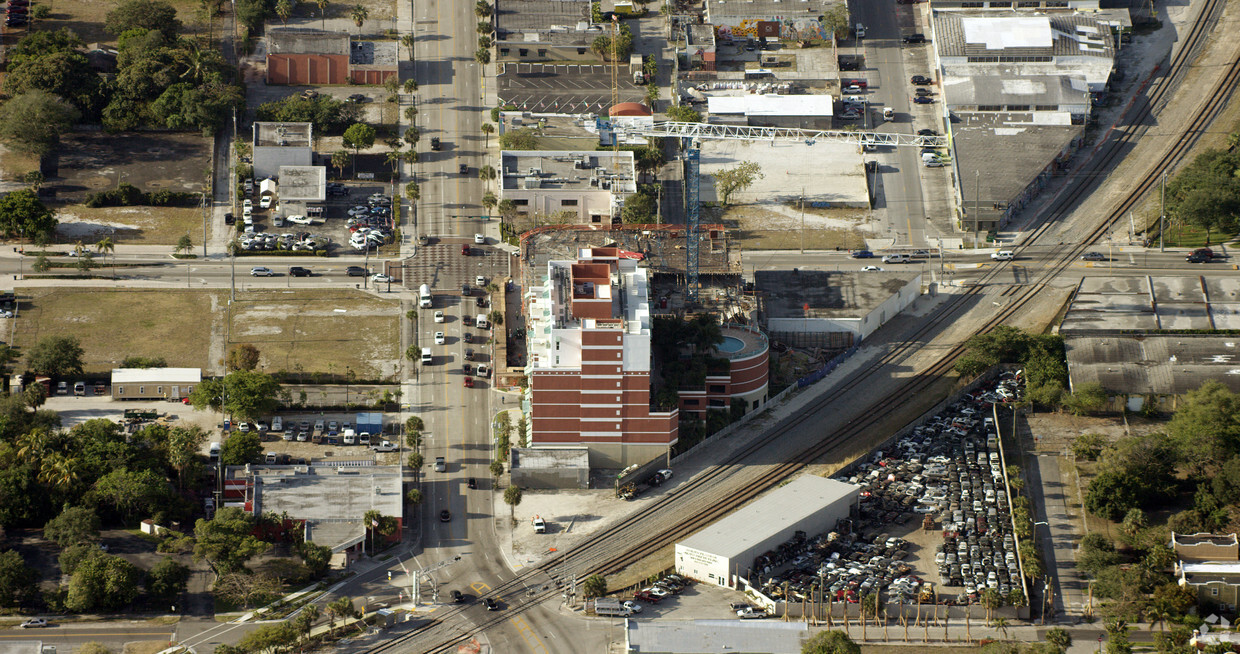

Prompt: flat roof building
xmin=1061 ymin=275 xmax=1240 ymax=333
xmin=499 ymin=150 xmax=637 ymax=225
xmin=111 ymin=368 xmax=201 ymax=400
xmin=756 ymin=270 xmax=922 ymax=348
xmin=253 ymin=122 xmax=314 ymax=180
xmin=707 ymin=94 xmax=834 ymax=129
xmin=624 ymin=620 xmax=808 ymax=653
xmin=276 ymin=165 xmax=327 ymax=203
xmin=227 ymin=464 xmax=403 ymax=569
xmin=942 ymin=75 xmax=1091 ymax=115
xmin=676 ymin=475 xmax=859 ymax=587
xmin=266 ymin=29 xmax=398 ymax=85
xmin=495 ymin=0 xmax=599 ymax=62
xmin=524 ymin=247 xmax=678 ymax=468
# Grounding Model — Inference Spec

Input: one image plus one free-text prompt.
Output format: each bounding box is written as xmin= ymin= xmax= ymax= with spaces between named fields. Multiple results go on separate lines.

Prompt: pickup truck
xmin=371 ymin=440 xmax=398 ymax=452
xmin=633 ymin=590 xmax=662 ymax=603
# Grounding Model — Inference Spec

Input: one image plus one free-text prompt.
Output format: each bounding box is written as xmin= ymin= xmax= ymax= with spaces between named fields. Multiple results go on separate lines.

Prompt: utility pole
xmin=1159 ymin=172 xmax=1166 ymax=252
xmin=974 ymin=171 xmax=980 ymax=249
xmin=799 ymin=188 xmax=805 ymax=254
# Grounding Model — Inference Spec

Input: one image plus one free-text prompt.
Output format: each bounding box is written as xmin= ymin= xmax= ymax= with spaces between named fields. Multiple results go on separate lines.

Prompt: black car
xmin=1187 ymin=252 xmax=1212 ymax=263
xmin=451 ymin=590 xmax=464 ymax=603
xmin=461 ymin=283 xmax=471 ymax=295
xmin=902 ymin=33 xmax=926 ymax=44
xmin=440 ymin=509 xmax=451 ymax=522
xmin=913 ymin=96 xmax=934 ymax=104
xmin=468 ymin=477 xmax=477 ymax=489
xmin=484 ymin=598 xmax=500 ymax=611
xmin=289 ymin=266 xmax=312 ymax=277
xmin=475 ymin=296 xmax=486 ymax=307
xmin=224 ymin=212 xmax=235 ymax=225
xmin=917 ymin=129 xmax=939 ymax=136
xmin=346 ymin=266 xmax=367 ymax=276
xmin=911 ymin=75 xmax=932 ymax=85
xmin=915 ymin=88 xmax=933 ymax=97
xmin=346 ymin=93 xmax=368 ymax=103
xmin=430 ymin=137 xmax=442 ymax=151
xmin=459 ymin=164 xmax=469 ymax=175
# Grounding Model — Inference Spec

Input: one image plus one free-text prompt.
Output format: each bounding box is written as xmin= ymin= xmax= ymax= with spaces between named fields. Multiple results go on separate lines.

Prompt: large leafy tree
xmin=44 ymin=505 xmax=102 ymax=547
xmin=0 ymin=550 xmax=38 ymax=607
xmin=711 ymin=161 xmax=763 ymax=205
xmin=0 ymin=91 xmax=80 ymax=158
xmin=1168 ymin=381 xmax=1240 ymax=474
xmin=193 ymin=507 xmax=270 ymax=574
xmin=0 ymin=189 xmax=58 ymax=243
xmin=7 ymin=28 xmax=85 ymax=65
xmin=3 ymin=50 xmax=103 ymax=115
xmin=26 ymin=335 xmax=85 ymax=378
xmin=146 ymin=557 xmax=190 ymax=602
xmin=188 ymin=370 xmax=281 ymax=421
xmin=342 ymin=123 xmax=376 ymax=175
xmin=105 ymin=0 xmax=183 ymax=37
xmin=151 ymin=81 xmax=242 ymax=134
xmin=802 ymin=630 xmax=860 ymax=654
xmin=66 ymin=553 xmax=142 ymax=611
xmin=219 ymin=431 xmax=262 ymax=466
xmin=88 ymin=468 xmax=175 ymax=523
xmin=256 ymin=94 xmax=358 ymax=135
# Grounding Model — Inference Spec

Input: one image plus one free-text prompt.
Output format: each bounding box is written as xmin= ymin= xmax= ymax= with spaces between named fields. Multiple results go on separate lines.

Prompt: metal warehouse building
xmin=675 ymin=475 xmax=860 ymax=588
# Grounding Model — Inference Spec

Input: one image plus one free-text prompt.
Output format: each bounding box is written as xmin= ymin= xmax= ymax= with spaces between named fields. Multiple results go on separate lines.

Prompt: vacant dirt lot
xmin=56 ymin=205 xmax=205 ymax=245
xmin=228 ymin=289 xmax=401 ymax=380
xmin=13 ymin=288 xmax=219 ymax=373
xmin=709 ymin=204 xmax=869 ymax=250
xmin=53 ymin=132 xmax=211 ymax=202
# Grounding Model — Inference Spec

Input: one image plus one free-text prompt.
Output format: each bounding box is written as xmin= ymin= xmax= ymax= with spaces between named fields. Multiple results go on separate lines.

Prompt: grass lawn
xmin=55 ymin=204 xmax=205 ymax=246
xmin=0 ymin=145 xmax=41 ymax=182
xmin=228 ymin=289 xmax=400 ymax=380
xmin=1154 ymin=221 xmax=1237 ymax=249
xmin=860 ymin=647 xmax=981 ymax=654
xmin=12 ymin=288 xmax=218 ymax=373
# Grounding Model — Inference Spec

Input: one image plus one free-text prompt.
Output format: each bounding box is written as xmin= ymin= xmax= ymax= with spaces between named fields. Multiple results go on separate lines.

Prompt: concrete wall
xmin=113 ymin=381 xmax=197 ymax=400
xmin=266 ymin=54 xmax=349 ymax=85
xmin=501 ymin=188 xmax=618 ymax=224
xmin=511 ymin=465 xmax=589 ymax=489
xmin=858 ymin=274 xmax=922 ymax=342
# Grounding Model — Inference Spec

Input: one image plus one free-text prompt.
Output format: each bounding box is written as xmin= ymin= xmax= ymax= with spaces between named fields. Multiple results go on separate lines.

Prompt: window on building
xmin=512 ymin=199 xmax=529 ymax=206
xmin=1045 ymin=1 xmax=1067 ymax=5
xmin=709 ymin=384 xmax=726 ymax=394
xmin=561 ymin=199 xmax=578 ymax=206
xmin=1213 ymin=587 xmax=1220 ymax=596
xmin=538 ymin=49 xmax=547 ymax=57
xmin=577 ymin=48 xmax=586 ymax=55
xmin=157 ymin=386 xmax=163 ymax=395
xmin=591 ymin=214 xmax=603 ymax=223
xmin=1036 ymin=105 xmax=1058 ymax=111
xmin=139 ymin=386 xmax=145 ymax=394
xmin=989 ymin=1 xmax=1011 ymax=6
xmin=117 ymin=387 xmax=123 ymax=394
xmin=685 ymin=399 xmax=699 ymax=406
xmin=709 ymin=399 xmax=726 ymax=408
xmin=519 ymin=49 xmax=528 ymax=57
xmin=753 ymin=400 xmax=759 ymax=410
xmin=500 ymin=48 xmax=510 ymax=57
xmin=1017 ymin=1 xmax=1039 ymax=6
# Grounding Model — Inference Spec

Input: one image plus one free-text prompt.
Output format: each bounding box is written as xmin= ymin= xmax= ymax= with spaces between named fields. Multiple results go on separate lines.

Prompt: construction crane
xmin=619 ymin=120 xmax=948 ymax=303
xmin=609 ymin=14 xmax=620 ymax=154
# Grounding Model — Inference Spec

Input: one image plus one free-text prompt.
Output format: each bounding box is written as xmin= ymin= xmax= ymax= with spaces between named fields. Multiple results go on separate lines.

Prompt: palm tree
xmin=332 ymin=150 xmax=351 ymax=179
xmin=403 ymin=79 xmax=418 ymax=94
xmin=350 ymin=4 xmax=368 ymax=30
xmin=404 ymin=106 xmax=418 ymax=121
xmin=478 ymin=35 xmax=492 ymax=49
xmin=38 ymin=452 xmax=78 ymax=491
xmin=385 ymin=150 xmax=403 ymax=177
xmin=475 ymin=48 xmax=491 ymax=65
xmin=481 ymin=123 xmax=494 ymax=148
xmin=475 ymin=0 xmax=491 ymax=18
xmin=299 ymin=604 xmax=319 ymax=640
xmin=400 ymin=33 xmax=415 ymax=61
xmin=404 ymin=182 xmax=420 ymax=202
xmin=96 ymin=236 xmax=115 ymax=278
xmin=316 ymin=0 xmax=329 ymax=29
xmin=992 ymin=616 xmax=1009 ymax=640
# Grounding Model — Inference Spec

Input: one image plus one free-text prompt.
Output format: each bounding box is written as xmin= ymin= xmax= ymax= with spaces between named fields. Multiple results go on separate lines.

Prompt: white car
xmin=243 ymin=199 xmax=253 ymax=210
xmin=434 ymin=331 xmax=446 ymax=345
xmin=476 ymin=275 xmax=487 ymax=286
xmin=642 ymin=587 xmax=669 ymax=598
xmin=287 ymin=215 xmax=312 ymax=225
xmin=623 ymin=600 xmax=643 ymax=614
xmin=372 ymin=274 xmax=394 ymax=283
xmin=19 ymin=618 xmax=47 ymax=628
xmin=434 ymin=311 xmax=445 ymax=323
xmin=861 ymin=266 xmax=884 ymax=271
xmin=474 ymin=233 xmax=485 ymax=244
xmin=259 ymin=196 xmax=273 ymax=209
xmin=991 ymin=251 xmax=1014 ymax=261
xmin=250 ymin=266 xmax=275 ymax=277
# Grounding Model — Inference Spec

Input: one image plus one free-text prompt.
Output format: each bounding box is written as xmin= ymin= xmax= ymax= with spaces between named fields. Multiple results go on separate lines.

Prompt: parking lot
xmin=236 ymin=181 xmax=397 ymax=263
xmin=497 ymin=63 xmax=646 ymax=112
xmin=746 ymin=375 xmax=1027 ymax=611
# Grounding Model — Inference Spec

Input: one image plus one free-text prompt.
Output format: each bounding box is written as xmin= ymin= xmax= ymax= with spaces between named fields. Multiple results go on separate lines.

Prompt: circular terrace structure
xmin=680 ymin=324 xmax=770 ymax=417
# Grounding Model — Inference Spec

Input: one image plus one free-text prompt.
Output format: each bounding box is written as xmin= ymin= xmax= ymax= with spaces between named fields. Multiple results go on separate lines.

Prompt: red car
xmin=464 ymin=377 xmax=474 ymax=388
xmin=634 ymin=591 xmax=662 ymax=603
xmin=461 ymin=244 xmax=470 ymax=256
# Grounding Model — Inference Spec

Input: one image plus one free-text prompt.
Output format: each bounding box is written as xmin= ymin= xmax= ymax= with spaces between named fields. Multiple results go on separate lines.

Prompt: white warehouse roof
xmin=111 ymin=368 xmax=202 ymax=383
xmin=678 ymin=475 xmax=859 ymax=560
xmin=962 ymin=16 xmax=1052 ymax=50
xmin=708 ymin=94 xmax=833 ymax=118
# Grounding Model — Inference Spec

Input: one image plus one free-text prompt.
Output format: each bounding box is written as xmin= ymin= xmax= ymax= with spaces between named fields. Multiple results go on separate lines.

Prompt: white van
xmin=208 ymin=442 xmax=221 ymax=462
xmin=421 ymin=347 xmax=433 ymax=364
xmin=855 ymin=23 xmax=866 ymax=38
xmin=271 ymin=416 xmax=283 ymax=432
xmin=476 ymin=314 xmax=489 ymax=330
xmin=419 ymin=284 xmax=432 ymax=308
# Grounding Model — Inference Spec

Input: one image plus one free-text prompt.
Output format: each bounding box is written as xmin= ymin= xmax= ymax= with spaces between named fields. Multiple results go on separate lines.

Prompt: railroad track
xmin=371 ymin=0 xmax=1240 ymax=649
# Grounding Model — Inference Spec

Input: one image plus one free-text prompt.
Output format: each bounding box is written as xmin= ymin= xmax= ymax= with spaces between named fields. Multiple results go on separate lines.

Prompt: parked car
xmin=372 ymin=274 xmax=394 ymax=283
xmin=911 ymin=75 xmax=932 ymax=85
xmin=902 ymin=33 xmax=927 ymax=44
xmin=913 ymin=96 xmax=934 ymax=104
xmin=346 ymin=93 xmax=368 ymax=103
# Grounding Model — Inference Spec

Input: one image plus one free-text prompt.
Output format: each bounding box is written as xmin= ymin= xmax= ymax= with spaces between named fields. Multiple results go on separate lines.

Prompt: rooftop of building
xmin=707 ymin=94 xmax=834 ymax=117
xmin=1065 ymin=335 xmax=1240 ymax=396
xmin=1061 ymin=274 xmax=1240 ymax=332
xmin=244 ymin=465 xmax=402 ymax=551
xmin=678 ymin=475 xmax=859 ymax=559
xmin=267 ymin=29 xmax=350 ymax=56
xmin=942 ymin=74 xmax=1091 ymax=107
xmin=951 ymin=112 xmax=1082 ymax=220
xmin=111 ymin=367 xmax=201 ymax=383
xmin=625 ymin=620 xmax=807 ymax=654
xmin=510 ymin=447 xmax=590 ymax=469
xmin=520 ymin=225 xmax=738 ymax=280
xmin=687 ymin=23 xmax=716 ymax=47
xmin=276 ymin=165 xmax=327 ymax=202
xmin=500 ymin=150 xmax=636 ymax=194
xmin=254 ymin=122 xmax=313 ymax=148
xmin=933 ymin=13 xmax=1116 ymax=59
xmin=350 ymin=40 xmax=398 ymax=68
xmin=496 ymin=0 xmax=594 ymax=37
xmin=1174 ymin=533 xmax=1240 ymax=548
xmin=715 ymin=324 xmax=768 ymax=361
xmin=706 ymin=0 xmax=831 ymax=19
xmin=756 ymin=270 xmax=922 ymax=319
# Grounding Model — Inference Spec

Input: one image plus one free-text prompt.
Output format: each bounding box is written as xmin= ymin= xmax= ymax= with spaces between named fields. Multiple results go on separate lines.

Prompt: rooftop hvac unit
xmin=527 ymin=167 xmax=542 ymax=176
xmin=523 ymin=177 xmax=541 ymax=189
